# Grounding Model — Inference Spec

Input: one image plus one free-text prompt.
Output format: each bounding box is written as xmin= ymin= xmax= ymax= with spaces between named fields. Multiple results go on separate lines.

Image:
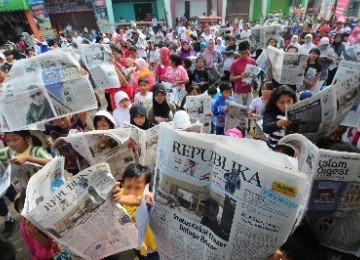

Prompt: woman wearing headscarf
xmin=318 ymin=37 xmax=336 ymax=82
xmin=287 ymin=35 xmax=301 ymax=50
xmin=202 ymin=38 xmax=223 ymax=83
xmin=155 ymin=47 xmax=171 ymax=82
xmin=347 ymin=26 xmax=359 ymax=45
xmin=130 ymin=104 xmax=150 ymax=130
xmin=326 ymin=33 xmax=346 ymax=85
xmin=299 ymin=34 xmax=316 ymax=54
xmin=178 ymin=39 xmax=194 ymax=61
xmin=113 ymin=91 xmax=132 ymax=127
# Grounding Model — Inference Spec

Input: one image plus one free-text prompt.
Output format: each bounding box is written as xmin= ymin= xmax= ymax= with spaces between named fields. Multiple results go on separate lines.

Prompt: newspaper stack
xmin=280 ymin=134 xmax=360 ymax=257
xmin=0 ymin=50 xmax=98 ymax=131
xmin=286 ymin=72 xmax=360 ymax=143
xmin=22 ymin=158 xmax=138 ymax=259
xmin=150 ymin=125 xmax=310 ymax=259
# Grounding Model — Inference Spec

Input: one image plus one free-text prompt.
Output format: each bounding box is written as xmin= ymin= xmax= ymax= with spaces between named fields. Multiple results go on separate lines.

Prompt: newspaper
xmin=224 ymin=101 xmax=249 ymax=133
xmin=0 ymin=162 xmax=10 ymax=197
xmin=279 ymin=134 xmax=360 ymax=257
xmin=186 ymin=94 xmax=212 ymax=134
xmin=22 ymin=162 xmax=138 ymax=259
xmin=150 ymin=125 xmax=310 ymax=259
xmin=340 ymin=110 xmax=360 ymax=128
xmin=247 ymin=119 xmax=268 ymax=142
xmin=243 ymin=64 xmax=262 ymax=84
xmin=162 ymin=82 xmax=188 ymax=107
xmin=267 ymin=46 xmax=309 ymax=85
xmin=9 ymin=162 xmax=41 ymax=190
xmin=53 ymin=125 xmax=163 ymax=178
xmin=251 ymin=25 xmax=282 ymax=48
xmin=256 ymin=50 xmax=273 ymax=78
xmin=344 ymin=44 xmax=360 ymax=62
xmin=79 ymin=44 xmax=120 ymax=90
xmin=286 ymin=72 xmax=360 ymax=143
xmin=331 ymin=60 xmax=360 ymax=85
xmin=0 ymin=50 xmax=98 ymax=131
xmin=23 ymin=157 xmax=65 ymax=213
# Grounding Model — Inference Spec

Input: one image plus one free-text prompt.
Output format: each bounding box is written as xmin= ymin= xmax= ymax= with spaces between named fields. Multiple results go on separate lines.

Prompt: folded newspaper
xmin=150 ymin=125 xmax=310 ymax=259
xmin=162 ymin=82 xmax=187 ymax=107
xmin=0 ymin=50 xmax=98 ymax=131
xmin=279 ymin=134 xmax=360 ymax=257
xmin=186 ymin=94 xmax=212 ymax=134
xmin=286 ymin=72 xmax=360 ymax=143
xmin=224 ymin=101 xmax=249 ymax=133
xmin=22 ymin=160 xmax=138 ymax=259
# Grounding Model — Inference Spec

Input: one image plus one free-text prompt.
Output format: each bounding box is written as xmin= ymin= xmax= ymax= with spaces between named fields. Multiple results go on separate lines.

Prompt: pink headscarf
xmin=348 ymin=26 xmax=359 ymax=45
xmin=159 ymin=47 xmax=171 ymax=66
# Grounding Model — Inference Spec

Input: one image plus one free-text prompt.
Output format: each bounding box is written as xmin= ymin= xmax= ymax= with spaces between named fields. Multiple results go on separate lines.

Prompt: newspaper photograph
xmin=162 ymin=82 xmax=187 ymax=107
xmin=279 ymin=134 xmax=360 ymax=257
xmin=150 ymin=125 xmax=310 ymax=260
xmin=186 ymin=94 xmax=212 ymax=134
xmin=23 ymin=162 xmax=138 ymax=259
xmin=331 ymin=60 xmax=360 ymax=85
xmin=267 ymin=46 xmax=309 ymax=85
xmin=79 ymin=44 xmax=120 ymax=90
xmin=0 ymin=50 xmax=98 ymax=131
xmin=224 ymin=101 xmax=249 ymax=133
xmin=286 ymin=72 xmax=360 ymax=143
xmin=247 ymin=119 xmax=268 ymax=142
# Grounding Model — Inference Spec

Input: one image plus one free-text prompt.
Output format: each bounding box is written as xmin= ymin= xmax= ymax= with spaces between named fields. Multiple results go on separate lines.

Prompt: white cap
xmin=318 ymin=37 xmax=330 ymax=46
xmin=173 ymin=111 xmax=191 ymax=129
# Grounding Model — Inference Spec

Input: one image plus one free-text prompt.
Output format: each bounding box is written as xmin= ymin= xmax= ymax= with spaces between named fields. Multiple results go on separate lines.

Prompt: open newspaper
xmin=79 ymin=44 xmax=120 ymax=90
xmin=53 ymin=125 xmax=163 ymax=179
xmin=243 ymin=64 xmax=262 ymax=85
xmin=331 ymin=60 xmax=360 ymax=85
xmin=344 ymin=43 xmax=360 ymax=62
xmin=266 ymin=46 xmax=309 ymax=85
xmin=286 ymin=72 xmax=360 ymax=143
xmin=0 ymin=50 xmax=97 ymax=131
xmin=224 ymin=101 xmax=249 ymax=133
xmin=256 ymin=49 xmax=273 ymax=78
xmin=251 ymin=25 xmax=282 ymax=48
xmin=150 ymin=125 xmax=310 ymax=259
xmin=0 ymin=161 xmax=9 ymax=197
xmin=186 ymin=94 xmax=212 ymax=133
xmin=22 ymin=161 xmax=138 ymax=259
xmin=162 ymin=82 xmax=187 ymax=107
xmin=279 ymin=134 xmax=360 ymax=257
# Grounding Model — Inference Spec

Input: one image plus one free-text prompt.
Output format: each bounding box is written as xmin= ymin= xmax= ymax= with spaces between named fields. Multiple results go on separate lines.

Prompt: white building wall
xmin=176 ymin=0 xmax=207 ymax=18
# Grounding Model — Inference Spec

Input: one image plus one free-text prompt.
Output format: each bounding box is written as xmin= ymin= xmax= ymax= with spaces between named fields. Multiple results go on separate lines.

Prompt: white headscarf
xmin=299 ymin=34 xmax=316 ymax=54
xmin=113 ymin=91 xmax=131 ymax=127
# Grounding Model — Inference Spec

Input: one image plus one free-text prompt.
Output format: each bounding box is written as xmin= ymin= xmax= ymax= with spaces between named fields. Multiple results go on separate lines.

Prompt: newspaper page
xmin=279 ymin=134 xmax=360 ymax=257
xmin=286 ymin=72 xmax=360 ymax=143
xmin=243 ymin=64 xmax=262 ymax=85
xmin=79 ymin=44 xmax=120 ymax=90
xmin=267 ymin=46 xmax=309 ymax=85
xmin=150 ymin=125 xmax=310 ymax=260
xmin=53 ymin=128 xmax=136 ymax=180
xmin=256 ymin=50 xmax=273 ymax=78
xmin=251 ymin=26 xmax=282 ymax=48
xmin=340 ymin=110 xmax=360 ymax=128
xmin=23 ymin=162 xmax=138 ymax=259
xmin=224 ymin=101 xmax=249 ymax=133
xmin=0 ymin=50 xmax=97 ymax=131
xmin=344 ymin=44 xmax=360 ymax=62
xmin=0 ymin=162 xmax=10 ymax=197
xmin=23 ymin=157 xmax=65 ymax=213
xmin=9 ymin=162 xmax=42 ymax=190
xmin=162 ymin=82 xmax=187 ymax=107
xmin=186 ymin=94 xmax=212 ymax=133
xmin=331 ymin=60 xmax=360 ymax=85
xmin=247 ymin=119 xmax=268 ymax=142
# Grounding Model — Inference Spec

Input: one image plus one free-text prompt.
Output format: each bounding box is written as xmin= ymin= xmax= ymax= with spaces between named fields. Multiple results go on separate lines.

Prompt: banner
xmin=28 ymin=0 xmax=56 ymax=40
xmin=334 ymin=0 xmax=351 ymax=19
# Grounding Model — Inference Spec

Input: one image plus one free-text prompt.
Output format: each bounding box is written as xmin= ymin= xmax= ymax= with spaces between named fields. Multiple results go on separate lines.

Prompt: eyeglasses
xmin=30 ymin=92 xmax=42 ymax=99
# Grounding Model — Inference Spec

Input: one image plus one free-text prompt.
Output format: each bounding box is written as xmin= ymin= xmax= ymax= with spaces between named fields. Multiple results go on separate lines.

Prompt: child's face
xmin=267 ymin=40 xmax=276 ymax=47
xmin=196 ymin=59 xmax=204 ymax=68
xmin=287 ymin=47 xmax=298 ymax=54
xmin=5 ymin=133 xmax=29 ymax=153
xmin=126 ymin=59 xmax=134 ymax=67
xmin=309 ymin=51 xmax=319 ymax=60
xmin=189 ymin=88 xmax=199 ymax=96
xmin=154 ymin=92 xmax=166 ymax=104
xmin=133 ymin=114 xmax=145 ymax=127
xmin=96 ymin=117 xmax=111 ymax=130
xmin=123 ymin=176 xmax=146 ymax=197
xmin=221 ymin=89 xmax=232 ymax=99
xmin=119 ymin=98 xmax=130 ymax=109
xmin=139 ymin=82 xmax=149 ymax=93
xmin=261 ymin=87 xmax=273 ymax=98
xmin=238 ymin=49 xmax=249 ymax=59
xmin=54 ymin=116 xmax=72 ymax=129
xmin=276 ymin=95 xmax=294 ymax=113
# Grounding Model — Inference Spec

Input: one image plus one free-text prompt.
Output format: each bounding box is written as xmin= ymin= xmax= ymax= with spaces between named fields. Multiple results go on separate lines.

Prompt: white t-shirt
xmin=249 ymin=97 xmax=266 ymax=120
xmin=240 ymin=29 xmax=251 ymax=39
xmin=134 ymin=92 xmax=153 ymax=110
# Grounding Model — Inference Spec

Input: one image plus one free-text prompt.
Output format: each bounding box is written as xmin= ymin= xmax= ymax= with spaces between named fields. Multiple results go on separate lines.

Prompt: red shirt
xmin=229 ymin=57 xmax=256 ymax=94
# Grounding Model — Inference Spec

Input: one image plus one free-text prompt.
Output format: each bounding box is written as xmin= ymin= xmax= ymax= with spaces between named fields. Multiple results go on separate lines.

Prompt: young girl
xmin=147 ymin=83 xmax=176 ymax=125
xmin=132 ymin=59 xmax=155 ymax=95
xmin=192 ymin=56 xmax=210 ymax=93
xmin=302 ymin=48 xmax=321 ymax=93
xmin=248 ymin=81 xmax=274 ymax=121
xmin=113 ymin=91 xmax=132 ymax=127
xmin=263 ymin=85 xmax=297 ymax=149
xmin=134 ymin=77 xmax=153 ymax=111
xmin=93 ymin=110 xmax=117 ymax=130
xmin=130 ymin=104 xmax=150 ymax=130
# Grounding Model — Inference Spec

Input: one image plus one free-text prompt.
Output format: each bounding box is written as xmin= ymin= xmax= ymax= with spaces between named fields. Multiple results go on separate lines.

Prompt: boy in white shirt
xmin=134 ymin=77 xmax=153 ymax=110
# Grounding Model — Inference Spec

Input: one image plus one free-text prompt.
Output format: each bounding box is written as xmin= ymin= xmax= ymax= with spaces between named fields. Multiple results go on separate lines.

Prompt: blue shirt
xmin=212 ymin=95 xmax=235 ymax=127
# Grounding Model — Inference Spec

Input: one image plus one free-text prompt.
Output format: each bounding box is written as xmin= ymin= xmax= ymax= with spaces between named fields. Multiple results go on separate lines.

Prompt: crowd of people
xmin=0 ymin=12 xmax=359 ymax=260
